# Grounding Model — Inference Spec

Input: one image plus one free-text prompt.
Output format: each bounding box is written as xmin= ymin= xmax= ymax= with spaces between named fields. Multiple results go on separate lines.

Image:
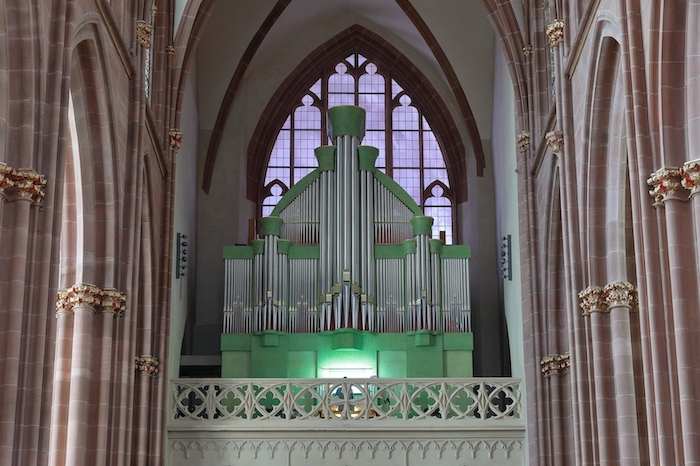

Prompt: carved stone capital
xmin=648 ymin=166 xmax=686 ymax=205
xmin=578 ymin=285 xmax=606 ymax=316
xmin=135 ymin=355 xmax=159 ymax=378
xmin=0 ymin=163 xmax=47 ymax=204
xmin=65 ymin=283 xmax=103 ymax=311
xmin=101 ymin=288 xmax=127 ymax=315
xmin=516 ymin=131 xmax=531 ymax=153
xmin=546 ymin=19 xmax=565 ymax=48
xmin=136 ymin=20 xmax=153 ymax=47
xmin=604 ymin=281 xmax=637 ymax=310
xmin=56 ymin=284 xmax=126 ymax=315
xmin=523 ymin=45 xmax=533 ymax=60
xmin=681 ymin=159 xmax=700 ymax=198
xmin=545 ymin=130 xmax=564 ymax=153
xmin=169 ymin=128 xmax=183 ymax=152
xmin=541 ymin=352 xmax=570 ymax=377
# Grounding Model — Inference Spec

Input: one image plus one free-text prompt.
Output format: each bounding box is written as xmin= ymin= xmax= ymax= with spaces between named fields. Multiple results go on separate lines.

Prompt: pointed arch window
xmin=261 ymin=53 xmax=456 ymax=242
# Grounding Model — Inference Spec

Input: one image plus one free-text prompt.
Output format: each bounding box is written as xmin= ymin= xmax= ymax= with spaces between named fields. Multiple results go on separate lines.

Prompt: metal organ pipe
xmin=225 ymin=107 xmax=473 ymax=342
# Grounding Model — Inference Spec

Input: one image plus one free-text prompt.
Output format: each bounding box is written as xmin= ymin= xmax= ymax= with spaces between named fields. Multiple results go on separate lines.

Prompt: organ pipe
xmin=221 ymin=106 xmax=471 ymax=335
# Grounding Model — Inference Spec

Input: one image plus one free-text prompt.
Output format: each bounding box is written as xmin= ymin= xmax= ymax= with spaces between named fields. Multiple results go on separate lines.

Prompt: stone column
xmin=605 ymin=281 xmax=641 ymax=465
xmin=133 ymin=355 xmax=159 ymax=466
xmin=93 ymin=289 xmax=125 ymax=465
xmin=649 ymin=166 xmax=700 ymax=463
xmin=48 ymin=293 xmax=73 ymax=466
xmin=64 ymin=284 xmax=101 ymax=466
xmin=579 ymin=285 xmax=617 ymax=464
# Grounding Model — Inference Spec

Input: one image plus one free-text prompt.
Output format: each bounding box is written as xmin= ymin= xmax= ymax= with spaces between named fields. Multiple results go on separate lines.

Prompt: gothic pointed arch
xmin=64 ymin=34 xmax=119 ymax=286
xmin=246 ymin=25 xmax=469 ymax=210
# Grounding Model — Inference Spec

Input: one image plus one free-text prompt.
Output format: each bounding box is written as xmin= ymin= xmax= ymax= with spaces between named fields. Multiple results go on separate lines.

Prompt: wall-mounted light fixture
xmin=176 ymin=233 xmax=188 ymax=279
xmin=501 ymin=234 xmax=512 ymax=281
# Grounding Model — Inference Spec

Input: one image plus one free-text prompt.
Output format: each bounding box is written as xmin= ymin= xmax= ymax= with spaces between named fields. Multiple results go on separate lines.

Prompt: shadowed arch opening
xmin=60 ymin=34 xmax=118 ymax=287
xmin=585 ymin=35 xmax=623 ymax=284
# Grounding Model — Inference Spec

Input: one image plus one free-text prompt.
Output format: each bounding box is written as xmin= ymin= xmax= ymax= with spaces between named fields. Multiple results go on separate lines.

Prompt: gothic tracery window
xmin=261 ymin=53 xmax=455 ymax=243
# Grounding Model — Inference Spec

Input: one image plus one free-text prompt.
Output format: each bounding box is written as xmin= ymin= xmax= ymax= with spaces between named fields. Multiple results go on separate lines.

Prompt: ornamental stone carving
xmin=169 ymin=128 xmax=183 ymax=152
xmin=0 ymin=162 xmax=47 ymax=204
xmin=55 ymin=284 xmax=126 ymax=315
xmin=101 ymin=288 xmax=127 ymax=315
xmin=647 ymin=166 xmax=685 ymax=205
xmin=135 ymin=355 xmax=159 ymax=377
xmin=541 ymin=352 xmax=570 ymax=376
xmin=578 ymin=285 xmax=606 ymax=316
xmin=165 ymin=45 xmax=175 ymax=58
xmin=523 ymin=45 xmax=533 ymax=60
xmin=545 ymin=130 xmax=564 ymax=153
xmin=136 ymin=20 xmax=153 ymax=47
xmin=546 ymin=19 xmax=565 ymax=47
xmin=604 ymin=281 xmax=638 ymax=310
xmin=681 ymin=159 xmax=700 ymax=197
xmin=516 ymin=131 xmax=531 ymax=153
xmin=579 ymin=282 xmax=639 ymax=316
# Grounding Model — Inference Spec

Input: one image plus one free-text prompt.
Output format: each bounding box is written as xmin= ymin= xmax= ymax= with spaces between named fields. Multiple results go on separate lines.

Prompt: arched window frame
xmin=250 ymin=26 xmax=468 ymax=241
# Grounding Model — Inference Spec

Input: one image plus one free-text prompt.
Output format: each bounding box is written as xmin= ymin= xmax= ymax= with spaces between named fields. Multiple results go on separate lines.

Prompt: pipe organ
xmin=223 ymin=106 xmax=471 ymax=338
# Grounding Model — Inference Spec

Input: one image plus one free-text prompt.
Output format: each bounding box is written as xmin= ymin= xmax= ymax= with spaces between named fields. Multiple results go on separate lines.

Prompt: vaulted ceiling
xmin=187 ymin=0 xmax=524 ymax=192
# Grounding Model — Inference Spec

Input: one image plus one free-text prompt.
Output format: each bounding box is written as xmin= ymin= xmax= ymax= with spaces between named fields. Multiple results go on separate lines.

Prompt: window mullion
xmin=385 ymin=72 xmax=392 ymax=176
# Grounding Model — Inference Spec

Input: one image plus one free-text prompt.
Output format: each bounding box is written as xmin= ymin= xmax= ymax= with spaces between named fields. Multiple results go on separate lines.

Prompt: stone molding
xmin=170 ymin=438 xmax=524 ymax=462
xmin=540 ymin=352 xmax=570 ymax=377
xmin=579 ymin=281 xmax=638 ymax=316
xmin=647 ymin=166 xmax=686 ymax=205
xmin=516 ymin=131 xmax=531 ymax=153
xmin=546 ymin=19 xmax=564 ymax=47
xmin=135 ymin=355 xmax=160 ymax=378
xmin=56 ymin=283 xmax=126 ymax=315
xmin=545 ymin=130 xmax=564 ymax=153
xmin=0 ymin=162 xmax=47 ymax=204
xmin=169 ymin=128 xmax=183 ymax=152
xmin=681 ymin=159 xmax=700 ymax=198
xmin=136 ymin=20 xmax=153 ymax=47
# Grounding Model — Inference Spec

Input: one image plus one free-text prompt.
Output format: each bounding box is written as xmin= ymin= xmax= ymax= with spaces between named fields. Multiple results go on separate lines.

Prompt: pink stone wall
xmin=0 ymin=0 xmax=175 ymax=464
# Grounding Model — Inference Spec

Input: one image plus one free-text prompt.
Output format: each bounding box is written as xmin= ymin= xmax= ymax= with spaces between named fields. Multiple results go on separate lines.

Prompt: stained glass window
xmin=261 ymin=54 xmax=455 ymax=242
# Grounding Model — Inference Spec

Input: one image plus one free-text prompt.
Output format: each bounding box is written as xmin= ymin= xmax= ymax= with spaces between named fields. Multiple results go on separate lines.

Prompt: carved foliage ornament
xmin=523 ymin=45 xmax=533 ymax=60
xmin=135 ymin=355 xmax=159 ymax=378
xmin=546 ymin=19 xmax=565 ymax=47
xmin=541 ymin=352 xmax=570 ymax=376
xmin=545 ymin=130 xmax=564 ymax=153
xmin=136 ymin=20 xmax=153 ymax=47
xmin=169 ymin=128 xmax=183 ymax=152
xmin=681 ymin=159 xmax=700 ymax=197
xmin=578 ymin=281 xmax=638 ymax=316
xmin=0 ymin=162 xmax=47 ymax=204
xmin=647 ymin=166 xmax=684 ymax=205
xmin=516 ymin=131 xmax=531 ymax=153
xmin=56 ymin=283 xmax=126 ymax=315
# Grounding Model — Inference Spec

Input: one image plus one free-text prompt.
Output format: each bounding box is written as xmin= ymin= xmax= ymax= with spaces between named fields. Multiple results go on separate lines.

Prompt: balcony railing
xmin=171 ymin=378 xmax=522 ymax=424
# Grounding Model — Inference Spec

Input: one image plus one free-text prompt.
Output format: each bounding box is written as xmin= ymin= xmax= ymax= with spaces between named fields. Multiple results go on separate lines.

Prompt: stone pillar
xmin=64 ymin=284 xmax=101 ymax=466
xmin=649 ymin=165 xmax=700 ymax=463
xmin=48 ymin=293 xmax=73 ymax=466
xmin=605 ymin=281 xmax=641 ymax=465
xmin=93 ymin=289 xmax=125 ymax=465
xmin=133 ymin=355 xmax=159 ymax=466
xmin=579 ymin=285 xmax=618 ymax=464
